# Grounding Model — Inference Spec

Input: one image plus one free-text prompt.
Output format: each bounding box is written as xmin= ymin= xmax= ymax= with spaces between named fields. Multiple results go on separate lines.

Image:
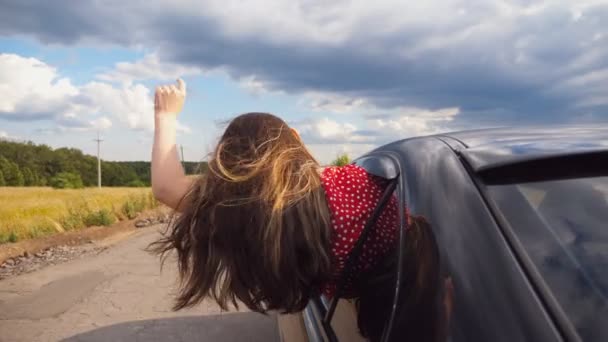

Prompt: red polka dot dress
xmin=320 ymin=164 xmax=402 ymax=298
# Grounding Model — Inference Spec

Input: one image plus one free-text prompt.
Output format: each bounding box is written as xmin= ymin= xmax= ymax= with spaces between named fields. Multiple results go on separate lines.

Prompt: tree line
xmin=0 ymin=139 xmax=206 ymax=187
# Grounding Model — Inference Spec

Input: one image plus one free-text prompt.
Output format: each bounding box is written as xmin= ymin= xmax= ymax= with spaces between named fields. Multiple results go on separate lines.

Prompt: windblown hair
xmin=149 ymin=112 xmax=333 ymax=314
xmin=356 ymin=216 xmax=448 ymax=342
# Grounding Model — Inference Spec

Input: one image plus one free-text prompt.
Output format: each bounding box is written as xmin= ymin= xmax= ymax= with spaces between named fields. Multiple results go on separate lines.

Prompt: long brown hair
xmin=356 ymin=215 xmax=448 ymax=342
xmin=149 ymin=112 xmax=333 ymax=314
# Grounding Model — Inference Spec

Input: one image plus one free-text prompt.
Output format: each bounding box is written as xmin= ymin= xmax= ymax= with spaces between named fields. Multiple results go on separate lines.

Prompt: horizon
xmin=1 ymin=1 xmax=607 ymax=164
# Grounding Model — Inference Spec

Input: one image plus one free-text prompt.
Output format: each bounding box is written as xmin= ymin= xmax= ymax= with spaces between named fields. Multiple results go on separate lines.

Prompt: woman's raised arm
xmin=151 ymin=79 xmax=194 ymax=211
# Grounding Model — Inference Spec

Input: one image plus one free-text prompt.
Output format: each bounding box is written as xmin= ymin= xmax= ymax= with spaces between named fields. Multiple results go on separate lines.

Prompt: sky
xmin=0 ymin=0 xmax=607 ymax=164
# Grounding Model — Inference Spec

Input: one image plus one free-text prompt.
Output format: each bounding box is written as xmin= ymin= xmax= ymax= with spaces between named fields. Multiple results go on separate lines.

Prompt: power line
xmin=94 ymin=131 xmax=103 ymax=188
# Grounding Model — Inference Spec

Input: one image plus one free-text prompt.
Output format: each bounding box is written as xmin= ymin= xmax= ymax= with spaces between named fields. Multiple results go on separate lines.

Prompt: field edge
xmin=0 ymin=207 xmax=171 ymax=265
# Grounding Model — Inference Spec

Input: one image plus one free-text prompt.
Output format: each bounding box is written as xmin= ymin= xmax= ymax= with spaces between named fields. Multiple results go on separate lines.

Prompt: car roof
xmin=438 ymin=125 xmax=608 ymax=172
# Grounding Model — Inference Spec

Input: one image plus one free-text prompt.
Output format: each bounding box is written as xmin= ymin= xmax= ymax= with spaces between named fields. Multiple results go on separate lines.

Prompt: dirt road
xmin=0 ymin=226 xmax=279 ymax=342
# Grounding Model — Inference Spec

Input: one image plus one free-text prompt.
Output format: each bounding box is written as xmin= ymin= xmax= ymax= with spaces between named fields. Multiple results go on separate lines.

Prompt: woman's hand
xmin=155 ymin=78 xmax=187 ymax=117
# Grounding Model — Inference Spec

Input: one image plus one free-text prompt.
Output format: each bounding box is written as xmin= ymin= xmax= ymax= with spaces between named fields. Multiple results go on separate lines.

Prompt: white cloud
xmin=96 ymin=52 xmax=203 ymax=84
xmin=2 ymin=0 xmax=607 ymax=160
xmin=90 ymin=116 xmax=113 ymax=130
xmin=168 ymin=0 xmax=606 ymax=54
xmin=303 ymin=92 xmax=368 ymax=114
xmin=36 ymin=118 xmax=113 ymax=134
xmin=294 ymin=105 xmax=457 ymax=145
xmin=296 ymin=89 xmax=460 ymax=144
xmin=0 ymin=53 xmax=78 ymax=118
xmin=0 ymin=131 xmax=28 ymax=141
xmin=551 ymin=66 xmax=608 ymax=107
xmin=367 ymin=106 xmax=460 ymax=137
xmin=0 ymin=131 xmax=20 ymax=141
xmin=0 ymin=53 xmax=190 ymax=133
xmin=306 ymin=143 xmax=377 ymax=165
xmin=167 ymin=0 xmax=359 ymax=45
xmin=294 ymin=105 xmax=459 ymax=163
xmin=301 ymin=92 xmax=459 ymax=135
xmin=2 ymin=0 xmax=607 ymax=128
xmin=79 ymin=81 xmax=154 ymax=131
xmin=238 ymin=75 xmax=274 ymax=96
xmin=176 ymin=121 xmax=192 ymax=134
xmin=295 ymin=117 xmax=375 ymax=144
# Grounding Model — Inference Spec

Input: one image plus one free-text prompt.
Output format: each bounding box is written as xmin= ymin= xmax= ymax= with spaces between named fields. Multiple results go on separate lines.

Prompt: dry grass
xmin=0 ymin=187 xmax=158 ymax=244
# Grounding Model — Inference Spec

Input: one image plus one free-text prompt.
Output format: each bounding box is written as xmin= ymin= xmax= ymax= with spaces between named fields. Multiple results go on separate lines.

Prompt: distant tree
xmin=37 ymin=175 xmax=47 ymax=186
xmin=126 ymin=179 xmax=146 ymax=187
xmin=0 ymin=170 xmax=5 ymax=186
xmin=101 ymin=162 xmax=139 ymax=186
xmin=9 ymin=163 xmax=24 ymax=186
xmin=331 ymin=153 xmax=351 ymax=167
xmin=32 ymin=171 xmax=41 ymax=186
xmin=49 ymin=172 xmax=84 ymax=189
xmin=184 ymin=161 xmax=207 ymax=175
xmin=22 ymin=167 xmax=36 ymax=186
xmin=116 ymin=161 xmax=152 ymax=186
xmin=0 ymin=157 xmax=10 ymax=182
xmin=0 ymin=157 xmax=24 ymax=186
xmin=0 ymin=140 xmax=208 ymax=187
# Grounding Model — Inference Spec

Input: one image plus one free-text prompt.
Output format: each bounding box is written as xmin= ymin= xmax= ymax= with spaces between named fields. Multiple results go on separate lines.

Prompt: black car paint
xmin=443 ymin=126 xmax=608 ymax=172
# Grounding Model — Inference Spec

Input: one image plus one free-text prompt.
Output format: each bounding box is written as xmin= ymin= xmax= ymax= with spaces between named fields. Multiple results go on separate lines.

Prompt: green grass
xmin=0 ymin=187 xmax=159 ymax=244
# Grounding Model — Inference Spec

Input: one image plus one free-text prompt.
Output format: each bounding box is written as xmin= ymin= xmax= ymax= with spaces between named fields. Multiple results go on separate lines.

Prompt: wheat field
xmin=0 ymin=187 xmax=158 ymax=243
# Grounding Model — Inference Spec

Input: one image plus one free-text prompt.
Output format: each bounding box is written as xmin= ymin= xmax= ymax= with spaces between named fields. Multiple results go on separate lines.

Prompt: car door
xmin=295 ymin=138 xmax=564 ymax=341
xmin=395 ymin=137 xmax=564 ymax=341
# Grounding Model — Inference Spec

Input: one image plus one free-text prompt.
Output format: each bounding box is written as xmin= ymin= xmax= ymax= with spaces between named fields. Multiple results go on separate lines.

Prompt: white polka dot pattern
xmin=319 ymin=164 xmax=400 ymax=298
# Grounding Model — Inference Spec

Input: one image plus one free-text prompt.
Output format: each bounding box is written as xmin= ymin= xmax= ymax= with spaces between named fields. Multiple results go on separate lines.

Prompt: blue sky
xmin=1 ymin=0 xmax=607 ymax=163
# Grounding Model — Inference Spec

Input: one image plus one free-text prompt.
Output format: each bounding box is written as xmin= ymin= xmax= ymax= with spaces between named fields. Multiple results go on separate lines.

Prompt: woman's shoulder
xmin=320 ymin=164 xmax=368 ymax=182
xmin=320 ymin=164 xmax=385 ymax=189
xmin=320 ymin=164 xmax=386 ymax=210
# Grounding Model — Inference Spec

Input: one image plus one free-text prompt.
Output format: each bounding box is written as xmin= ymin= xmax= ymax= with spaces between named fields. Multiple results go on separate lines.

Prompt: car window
xmin=488 ymin=176 xmax=608 ymax=340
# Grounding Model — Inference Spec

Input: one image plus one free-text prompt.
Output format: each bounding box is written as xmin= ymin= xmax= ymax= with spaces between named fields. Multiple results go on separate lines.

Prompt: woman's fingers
xmin=156 ymin=80 xmax=187 ymax=94
xmin=176 ymin=78 xmax=186 ymax=94
xmin=154 ymin=79 xmax=186 ymax=115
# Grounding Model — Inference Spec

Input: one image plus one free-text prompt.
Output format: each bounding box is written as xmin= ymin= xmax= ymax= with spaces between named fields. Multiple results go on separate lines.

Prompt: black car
xmin=278 ymin=125 xmax=608 ymax=342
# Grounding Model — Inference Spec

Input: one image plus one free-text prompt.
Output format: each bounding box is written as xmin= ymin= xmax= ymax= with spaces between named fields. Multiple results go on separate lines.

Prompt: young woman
xmin=150 ymin=79 xmax=452 ymax=338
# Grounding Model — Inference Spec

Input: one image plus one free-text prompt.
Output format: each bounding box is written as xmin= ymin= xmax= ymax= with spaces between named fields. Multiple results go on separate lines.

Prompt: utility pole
xmin=94 ymin=131 xmax=103 ymax=188
xmin=180 ymin=144 xmax=185 ymax=171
